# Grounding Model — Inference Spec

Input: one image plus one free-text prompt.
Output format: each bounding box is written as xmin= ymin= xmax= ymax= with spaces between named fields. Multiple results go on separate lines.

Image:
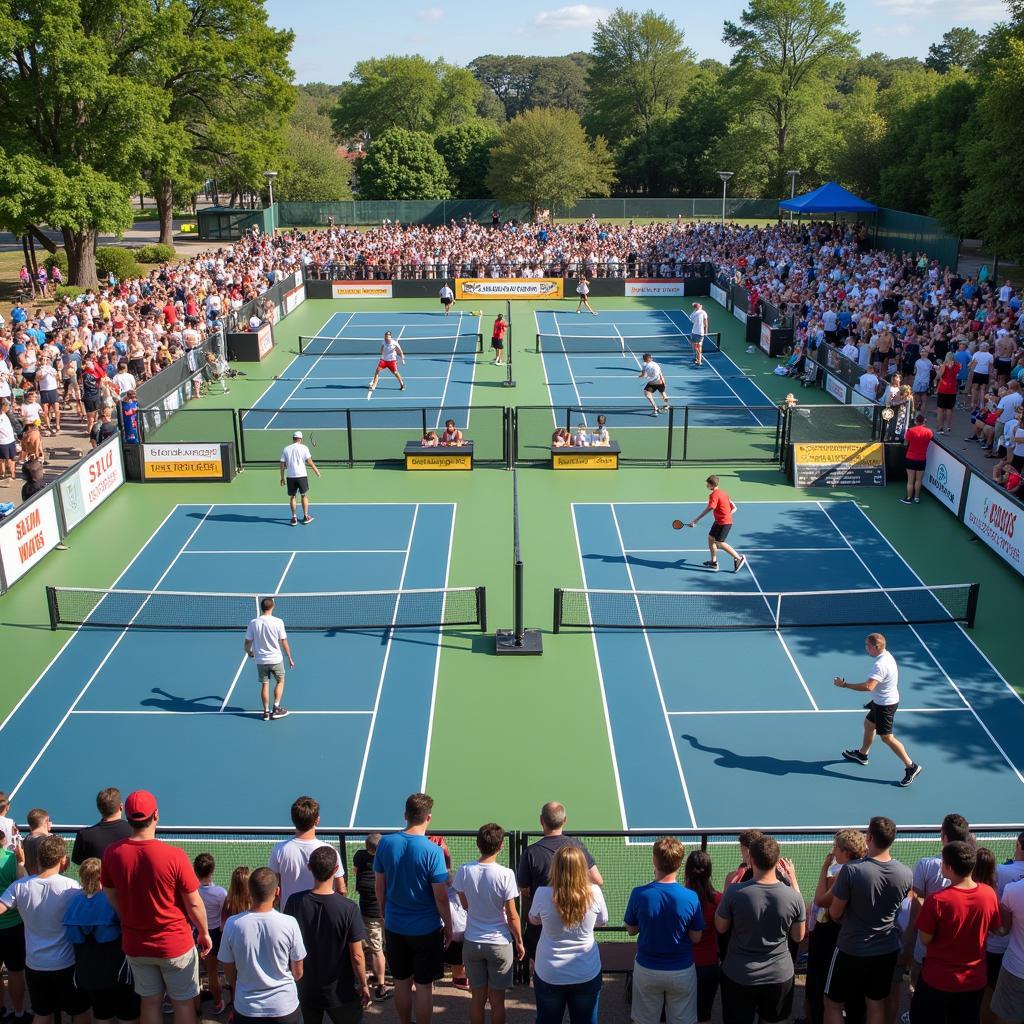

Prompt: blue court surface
xmin=536 ymin=308 xmax=774 ymax=429
xmin=571 ymin=499 xmax=1024 ymax=830
xmin=1 ymin=503 xmax=460 ymax=828
xmin=244 ymin=310 xmax=481 ymax=432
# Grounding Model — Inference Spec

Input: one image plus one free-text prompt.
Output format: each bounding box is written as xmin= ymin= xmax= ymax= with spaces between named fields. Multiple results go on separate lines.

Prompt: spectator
xmin=193 ymin=854 xmax=227 ymax=1013
xmin=89 ymin=406 xmax=119 ymax=448
xmin=935 ymin=352 xmax=959 ymax=434
xmin=219 ymin=867 xmax=305 ymax=1024
xmin=223 ymin=866 xmax=252 ymax=925
xmin=268 ymin=796 xmax=345 ymax=907
xmin=100 ymin=790 xmax=212 ymax=1024
xmin=71 ymin=789 xmax=133 ymax=866
xmin=453 ymin=824 xmax=524 ymax=1024
xmin=683 ymin=851 xmax=722 ymax=1024
xmin=21 ymin=809 xmax=51 ymax=876
xmin=0 ymin=794 xmax=20 ymax=851
xmin=373 ymin=793 xmax=453 ymax=1024
xmin=0 ymin=399 xmax=17 ymax=483
xmin=445 ymin=869 xmax=469 ymax=990
xmin=284 ymin=845 xmax=369 ymax=1024
xmin=984 ymin=834 xmax=1024 ymax=1022
xmin=0 ymin=828 xmax=27 ymax=1023
xmin=901 ymin=413 xmax=934 ymax=505
xmin=351 ymin=834 xmax=390 ymax=1001
xmin=624 ymin=837 xmax=704 ymax=1024
xmin=528 ymin=845 xmax=608 ymax=1024
xmin=992 ymin=870 xmax=1024 ymax=1024
xmin=723 ymin=831 xmax=763 ymax=891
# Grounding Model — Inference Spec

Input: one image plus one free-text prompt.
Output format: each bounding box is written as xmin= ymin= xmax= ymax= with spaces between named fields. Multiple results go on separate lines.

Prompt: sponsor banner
xmin=142 ymin=443 xmax=225 ymax=480
xmin=455 ymin=278 xmax=563 ymax=300
xmin=59 ymin=435 xmax=125 ymax=532
xmin=825 ymin=373 xmax=848 ymax=404
xmin=849 ymin=388 xmax=876 ymax=421
xmin=924 ymin=444 xmax=968 ymax=515
xmin=0 ymin=489 xmax=62 ymax=590
xmin=710 ymin=283 xmax=728 ymax=308
xmin=793 ymin=442 xmax=885 ymax=488
xmin=282 ymin=284 xmax=306 ymax=316
xmin=760 ymin=322 xmax=772 ymax=354
xmin=405 ymin=450 xmax=473 ymax=471
xmin=732 ymin=305 xmax=747 ymax=325
xmin=552 ymin=451 xmax=620 ymax=470
xmin=625 ymin=279 xmax=686 ymax=297
xmin=257 ymin=321 xmax=274 ymax=358
xmin=962 ymin=474 xmax=1024 ymax=577
xmin=331 ymin=282 xmax=393 ymax=299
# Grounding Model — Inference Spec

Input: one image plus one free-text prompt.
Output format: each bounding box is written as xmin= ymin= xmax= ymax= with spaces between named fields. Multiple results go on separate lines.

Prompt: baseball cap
xmin=293 ymin=430 xmax=303 ymax=439
xmin=124 ymin=790 xmax=158 ymax=821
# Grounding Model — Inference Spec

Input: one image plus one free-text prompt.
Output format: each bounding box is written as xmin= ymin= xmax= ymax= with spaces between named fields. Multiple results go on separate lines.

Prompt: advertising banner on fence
xmin=710 ymin=283 xmax=729 ymax=308
xmin=825 ymin=374 xmax=848 ymax=404
xmin=625 ymin=279 xmax=686 ymax=297
xmin=455 ymin=278 xmax=563 ymax=300
xmin=924 ymin=444 xmax=968 ymax=514
xmin=141 ymin=443 xmax=226 ymax=481
xmin=792 ymin=442 xmax=885 ymax=488
xmin=59 ymin=435 xmax=125 ymax=532
xmin=331 ymin=282 xmax=393 ymax=299
xmin=760 ymin=322 xmax=772 ymax=354
xmin=963 ymin=474 xmax=1024 ymax=577
xmin=0 ymin=488 xmax=62 ymax=590
xmin=282 ymin=283 xmax=306 ymax=316
xmin=733 ymin=305 xmax=747 ymax=325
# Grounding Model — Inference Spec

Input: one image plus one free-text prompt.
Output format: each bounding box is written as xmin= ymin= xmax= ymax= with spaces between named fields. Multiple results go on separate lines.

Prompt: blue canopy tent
xmin=779 ymin=181 xmax=878 ymax=216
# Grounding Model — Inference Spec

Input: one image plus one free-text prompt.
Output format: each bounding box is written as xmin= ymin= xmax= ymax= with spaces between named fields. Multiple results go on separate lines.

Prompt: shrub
xmin=95 ymin=246 xmax=142 ymax=282
xmin=43 ymin=252 xmax=69 ymax=277
xmin=54 ymin=285 xmax=84 ymax=302
xmin=133 ymin=243 xmax=177 ymax=264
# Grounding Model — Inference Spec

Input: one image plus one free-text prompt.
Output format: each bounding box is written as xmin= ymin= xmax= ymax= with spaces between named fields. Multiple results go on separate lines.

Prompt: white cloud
xmin=876 ymin=22 xmax=914 ymax=36
xmin=533 ymin=4 xmax=609 ymax=30
xmin=417 ymin=7 xmax=443 ymax=21
xmin=872 ymin=0 xmax=1003 ymax=22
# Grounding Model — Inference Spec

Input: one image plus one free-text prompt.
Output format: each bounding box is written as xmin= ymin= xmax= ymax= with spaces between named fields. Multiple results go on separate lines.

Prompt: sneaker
xmin=374 ymin=987 xmax=394 ymax=1002
xmin=271 ymin=705 xmax=289 ymax=719
xmin=900 ymin=763 xmax=923 ymax=787
xmin=263 ymin=710 xmax=270 ymax=722
xmin=399 ymin=382 xmax=406 ymax=390
xmin=842 ymin=749 xmax=869 ymax=765
xmin=899 ymin=497 xmax=913 ymax=505
xmin=913 ymin=497 xmax=920 ymax=504
xmin=964 ymin=436 xmax=977 ymax=441
xmin=302 ymin=515 xmax=314 ymax=525
xmin=290 ymin=517 xmax=297 ymax=527
xmin=733 ymin=554 xmax=746 ymax=573
xmin=651 ymin=408 xmax=659 ymax=417
xmin=702 ymin=560 xmax=719 ymax=571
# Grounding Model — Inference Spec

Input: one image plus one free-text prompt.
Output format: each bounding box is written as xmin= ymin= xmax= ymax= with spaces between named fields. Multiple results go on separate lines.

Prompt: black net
xmin=299 ymin=334 xmax=483 ymax=356
xmin=536 ymin=332 xmax=721 ymax=354
xmin=554 ymin=583 xmax=978 ymax=631
xmin=48 ymin=586 xmax=487 ymax=632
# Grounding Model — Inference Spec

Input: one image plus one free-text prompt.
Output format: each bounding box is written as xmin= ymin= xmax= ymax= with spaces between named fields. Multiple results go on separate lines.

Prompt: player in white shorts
xmin=369 ymin=331 xmax=406 ymax=394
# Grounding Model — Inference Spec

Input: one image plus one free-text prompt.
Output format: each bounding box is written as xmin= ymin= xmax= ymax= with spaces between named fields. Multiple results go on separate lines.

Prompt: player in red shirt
xmin=901 ymin=413 xmax=934 ymax=505
xmin=491 ymin=313 xmax=507 ymax=365
xmin=688 ymin=475 xmax=746 ymax=573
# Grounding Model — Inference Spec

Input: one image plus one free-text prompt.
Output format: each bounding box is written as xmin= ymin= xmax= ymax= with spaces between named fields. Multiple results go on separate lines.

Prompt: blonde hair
xmin=79 ymin=857 xmax=102 ymax=896
xmin=223 ymin=866 xmax=252 ymax=921
xmin=549 ymin=845 xmax=593 ymax=929
xmin=833 ymin=829 xmax=867 ymax=860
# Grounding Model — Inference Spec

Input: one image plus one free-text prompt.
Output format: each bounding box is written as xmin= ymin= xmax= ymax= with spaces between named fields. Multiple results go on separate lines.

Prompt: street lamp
xmin=264 ymin=170 xmax=278 ymax=235
xmin=717 ymin=171 xmax=734 ymax=226
xmin=787 ymin=169 xmax=800 ymax=222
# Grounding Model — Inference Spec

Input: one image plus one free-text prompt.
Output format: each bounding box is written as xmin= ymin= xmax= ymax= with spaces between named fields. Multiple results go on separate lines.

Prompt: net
xmin=536 ymin=331 xmax=720 ymax=354
xmin=47 ymin=585 xmax=488 ymax=632
xmin=553 ymin=582 xmax=979 ymax=632
xmin=299 ymin=333 xmax=483 ymax=356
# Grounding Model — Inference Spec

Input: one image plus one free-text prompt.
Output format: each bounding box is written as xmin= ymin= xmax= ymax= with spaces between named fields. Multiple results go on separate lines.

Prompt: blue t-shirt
xmin=373 ymin=832 xmax=447 ymax=936
xmin=624 ymin=881 xmax=704 ymax=970
xmin=954 ymin=349 xmax=972 ymax=381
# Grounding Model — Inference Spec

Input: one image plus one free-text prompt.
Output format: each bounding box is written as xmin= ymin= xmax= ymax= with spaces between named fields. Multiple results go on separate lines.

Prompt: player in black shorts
xmin=639 ymin=353 xmax=670 ymax=415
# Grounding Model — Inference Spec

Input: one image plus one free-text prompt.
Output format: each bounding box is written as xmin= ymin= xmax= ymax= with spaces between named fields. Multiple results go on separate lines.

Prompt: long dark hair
xmin=684 ymin=849 xmax=716 ymax=907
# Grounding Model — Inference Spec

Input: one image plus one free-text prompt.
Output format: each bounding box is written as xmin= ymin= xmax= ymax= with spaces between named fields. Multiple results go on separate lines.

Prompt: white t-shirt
xmin=690 ymin=308 xmax=708 ymax=336
xmin=280 ymin=443 xmax=311 ymax=478
xmin=529 ymin=884 xmax=608 ymax=985
xmin=990 ymin=862 xmax=1024 ymax=954
xmin=245 ymin=614 xmax=288 ymax=666
xmin=640 ymin=361 xmax=663 ymax=383
xmin=0 ymin=874 xmax=81 ymax=970
xmin=841 ymin=343 xmax=859 ymax=362
xmin=823 ymin=311 xmax=838 ymax=332
xmin=1013 ymin=424 xmax=1024 ymax=459
xmin=996 ymin=392 xmax=1022 ymax=425
xmin=113 ymin=372 xmax=136 ymax=398
xmin=36 ymin=364 xmax=59 ymax=393
xmin=1001 ymin=878 xmax=1024 ymax=979
xmin=454 ymin=861 xmax=519 ymax=944
xmin=0 ymin=413 xmax=15 ymax=446
xmin=972 ymin=350 xmax=994 ymax=375
xmin=857 ymin=372 xmax=879 ymax=400
xmin=869 ymin=649 xmax=899 ymax=705
xmin=199 ymin=883 xmax=227 ymax=930
xmin=913 ymin=357 xmax=933 ymax=389
xmin=439 ymin=286 xmax=453 ymax=301
xmin=268 ymin=837 xmax=344 ymax=907
xmin=218 ymin=910 xmax=306 ymax=1017
xmin=20 ymin=401 xmax=41 ymax=425
xmin=381 ymin=339 xmax=401 ymax=361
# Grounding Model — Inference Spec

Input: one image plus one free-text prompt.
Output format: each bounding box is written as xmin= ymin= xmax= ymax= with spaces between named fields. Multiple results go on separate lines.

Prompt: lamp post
xmin=787 ymin=169 xmax=799 ymax=222
xmin=717 ymin=171 xmax=734 ymax=226
xmin=264 ymin=170 xmax=278 ymax=235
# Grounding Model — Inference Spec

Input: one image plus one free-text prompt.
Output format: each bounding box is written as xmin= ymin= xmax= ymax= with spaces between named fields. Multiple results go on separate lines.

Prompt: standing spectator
xmin=986 ymin=832 xmax=1024 ymax=1021
xmin=910 ymin=842 xmax=1001 ymax=1023
xmin=219 ymin=868 xmax=305 ymax=1024
xmin=21 ymin=810 xmax=51 ymax=876
xmin=911 ymin=347 xmax=934 ymax=415
xmin=0 ymin=835 xmax=89 ymax=1024
xmin=268 ymin=796 xmax=345 ymax=908
xmin=528 ymin=845 xmax=608 ymax=1024
xmin=684 ymin=851 xmax=722 ymax=1024
xmin=223 ymin=867 xmax=252 ymax=925
xmin=935 ymin=352 xmax=959 ymax=434
xmin=285 ymin=846 xmax=369 ymax=1024
xmin=100 ymin=790 xmax=212 ymax=1024
xmin=0 ymin=829 xmax=27 ymax=1023
xmin=444 ymin=869 xmax=469 ymax=990
xmin=490 ymin=313 xmax=507 ymax=365
xmin=352 ymin=834 xmax=390 ymax=1001
xmin=824 ymin=816 xmax=913 ymax=1024
xmin=244 ymin=597 xmax=295 ymax=722
xmin=62 ymin=857 xmax=139 ymax=1024
xmin=0 ymin=399 xmax=18 ymax=483
xmin=193 ymin=854 xmax=227 ymax=1013
xmin=715 ymin=835 xmax=805 ymax=1024
xmin=968 ymin=343 xmax=995 ymax=407
xmin=373 ymin=793 xmax=453 ymax=1024
xmin=89 ymin=407 xmax=119 ymax=448
xmin=517 ymin=802 xmax=603 ymax=965
xmin=71 ymin=789 xmax=133 ymax=866
xmin=0 ymin=795 xmax=20 ymax=851
xmin=624 ymin=837 xmax=704 ymax=1024
xmin=453 ymin=824 xmax=524 ymax=1024
xmin=992 ymin=873 xmax=1024 ymax=1024
xmin=901 ymin=414 xmax=934 ymax=505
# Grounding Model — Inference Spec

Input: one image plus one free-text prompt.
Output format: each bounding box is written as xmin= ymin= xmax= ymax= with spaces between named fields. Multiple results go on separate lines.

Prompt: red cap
xmin=124 ymin=790 xmax=158 ymax=821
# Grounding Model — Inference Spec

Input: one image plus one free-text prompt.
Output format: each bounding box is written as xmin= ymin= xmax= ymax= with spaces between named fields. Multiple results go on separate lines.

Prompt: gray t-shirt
xmin=833 ymin=856 xmax=913 ymax=956
xmin=717 ymin=880 xmax=805 ymax=985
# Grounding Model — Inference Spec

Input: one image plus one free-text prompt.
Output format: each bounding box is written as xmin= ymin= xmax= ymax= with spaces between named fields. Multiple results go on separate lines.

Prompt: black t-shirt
xmin=284 ymin=891 xmax=365 ymax=1008
xmin=72 ymin=819 xmax=133 ymax=865
xmin=516 ymin=835 xmax=596 ymax=892
xmin=352 ymin=849 xmax=380 ymax=918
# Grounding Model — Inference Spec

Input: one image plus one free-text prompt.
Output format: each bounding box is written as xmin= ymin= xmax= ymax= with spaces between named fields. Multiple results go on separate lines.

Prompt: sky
xmin=265 ymin=0 xmax=1008 ymax=84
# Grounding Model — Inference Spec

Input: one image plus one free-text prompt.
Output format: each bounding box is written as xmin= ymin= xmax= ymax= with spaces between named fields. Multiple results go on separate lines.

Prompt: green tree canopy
xmin=926 ymin=27 xmax=984 ymax=73
xmin=468 ymin=54 xmax=591 ymax=120
xmin=358 ymin=128 xmax=452 ymax=200
xmin=276 ymin=127 xmax=353 ymax=202
xmin=434 ymin=121 xmax=502 ymax=196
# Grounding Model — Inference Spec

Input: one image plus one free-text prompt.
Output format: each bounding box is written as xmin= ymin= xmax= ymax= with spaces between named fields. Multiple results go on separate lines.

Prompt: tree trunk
xmin=155 ymin=178 xmax=175 ymax=246
xmin=21 ymin=236 xmax=36 ymax=296
xmin=63 ymin=228 xmax=99 ymax=289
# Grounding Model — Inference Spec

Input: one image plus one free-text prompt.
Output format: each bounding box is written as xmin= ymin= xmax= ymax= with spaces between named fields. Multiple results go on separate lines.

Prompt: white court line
xmin=815 ymin=500 xmax=1024 ymax=787
xmin=667 ymin=708 xmax=971 ymax=716
xmin=279 ymin=375 xmax=452 ymax=381
xmin=71 ymin=709 xmax=373 ymax=716
xmin=625 ymin=547 xmax=850 ymax=554
xmin=535 ymin=309 xmax=561 ymax=415
xmin=181 ymin=548 xmax=407 ymax=555
xmin=557 ymin=316 xmax=588 ymax=426
xmin=9 ymin=506 xmax=216 ymax=798
xmin=608 ymin=503 xmax=698 ymax=827
xmin=349 ymin=505 xmax=420 ymax=827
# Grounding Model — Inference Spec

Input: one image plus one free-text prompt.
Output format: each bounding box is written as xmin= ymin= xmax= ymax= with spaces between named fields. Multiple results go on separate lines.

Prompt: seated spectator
xmin=570 ymin=423 xmax=590 ymax=447
xmin=421 ymin=431 xmax=439 ymax=447
xmin=439 ymin=420 xmax=464 ymax=446
xmin=193 ymin=854 xmax=227 ymax=1013
xmin=684 ymin=851 xmax=721 ymax=1024
xmin=590 ymin=415 xmax=610 ymax=446
xmin=551 ymin=428 xmax=570 ymax=448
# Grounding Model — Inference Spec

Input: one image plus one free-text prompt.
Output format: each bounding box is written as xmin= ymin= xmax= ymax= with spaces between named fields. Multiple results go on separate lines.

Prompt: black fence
xmin=303 ymin=261 xmax=714 ymax=282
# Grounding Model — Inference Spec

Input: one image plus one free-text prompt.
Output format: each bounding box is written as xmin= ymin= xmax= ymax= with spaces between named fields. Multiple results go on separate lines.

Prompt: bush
xmin=95 ymin=246 xmax=142 ymax=283
xmin=44 ymin=252 xmax=69 ymax=277
xmin=133 ymin=243 xmax=177 ymax=264
xmin=54 ymin=285 xmax=84 ymax=302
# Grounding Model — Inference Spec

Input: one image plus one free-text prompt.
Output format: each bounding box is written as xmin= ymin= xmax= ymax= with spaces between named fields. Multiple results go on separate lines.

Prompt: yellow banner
xmin=405 ymin=451 xmax=473 ymax=471
xmin=552 ymin=451 xmax=619 ymax=470
xmin=793 ymin=443 xmax=883 ymax=466
xmin=455 ymin=278 xmax=563 ymax=300
xmin=145 ymin=460 xmax=224 ymax=479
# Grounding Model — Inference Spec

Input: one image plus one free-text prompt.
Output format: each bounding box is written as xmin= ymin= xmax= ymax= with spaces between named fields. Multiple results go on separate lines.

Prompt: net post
xmin=421 ymin=407 xmax=428 ymax=437
xmin=496 ymin=470 xmax=542 ymax=655
xmin=346 ymin=410 xmax=354 ymax=468
xmin=239 ymin=410 xmax=248 ymax=465
xmin=682 ymin=405 xmax=689 ymax=461
xmin=476 ymin=586 xmax=487 ymax=633
xmin=46 ymin=586 xmax=59 ymax=630
xmin=666 ymin=406 xmax=674 ymax=467
xmin=774 ymin=593 xmax=782 ymax=631
xmin=535 ymin=332 xmax=541 ymax=353
xmin=503 ymin=299 xmax=515 ymax=388
xmin=553 ymin=589 xmax=562 ymax=633
xmin=966 ymin=583 xmax=980 ymax=628
xmin=514 ymin=559 xmax=525 ymax=643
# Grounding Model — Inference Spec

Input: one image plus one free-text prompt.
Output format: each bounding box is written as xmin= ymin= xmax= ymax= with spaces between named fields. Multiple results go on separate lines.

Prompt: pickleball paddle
xmin=672 ymin=519 xmax=688 ymax=530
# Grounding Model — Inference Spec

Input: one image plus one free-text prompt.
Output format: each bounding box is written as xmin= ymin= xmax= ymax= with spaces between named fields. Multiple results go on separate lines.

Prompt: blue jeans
xmin=533 ymin=971 xmax=602 ymax=1024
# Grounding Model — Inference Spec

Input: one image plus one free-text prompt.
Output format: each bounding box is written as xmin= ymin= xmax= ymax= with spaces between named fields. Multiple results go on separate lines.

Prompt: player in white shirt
xmin=638 ymin=353 xmax=670 ymax=416
xmin=689 ymin=302 xmax=709 ymax=367
xmin=833 ymin=632 xmax=922 ymax=787
xmin=439 ymin=282 xmax=455 ymax=315
xmin=279 ymin=430 xmax=321 ymax=526
xmin=368 ymin=331 xmax=406 ymax=395
xmin=245 ymin=596 xmax=295 ymax=720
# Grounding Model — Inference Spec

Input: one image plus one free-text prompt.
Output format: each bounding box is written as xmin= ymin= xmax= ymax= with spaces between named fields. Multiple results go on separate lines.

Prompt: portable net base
xmin=535 ymin=331 xmax=721 ymax=355
xmin=47 ymin=585 xmax=488 ymax=632
xmin=553 ymin=583 xmax=980 ymax=632
xmin=298 ymin=334 xmax=483 ymax=356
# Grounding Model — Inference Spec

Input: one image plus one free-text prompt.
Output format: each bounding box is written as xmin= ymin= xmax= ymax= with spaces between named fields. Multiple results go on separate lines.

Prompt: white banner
xmin=923 ymin=444 xmax=968 ymax=514
xmin=283 ymin=284 xmax=306 ymax=316
xmin=142 ymin=443 xmax=225 ymax=480
xmin=825 ymin=373 xmax=848 ymax=404
xmin=456 ymin=278 xmax=563 ymax=299
xmin=331 ymin=282 xmax=393 ymax=299
xmin=624 ymin=279 xmax=686 ymax=297
xmin=962 ymin=475 xmax=1024 ymax=577
xmin=733 ymin=305 xmax=747 ymax=325
xmin=760 ymin=322 xmax=772 ymax=354
xmin=0 ymin=489 xmax=63 ymax=590
xmin=58 ymin=435 xmax=124 ymax=532
xmin=710 ymin=283 xmax=728 ymax=308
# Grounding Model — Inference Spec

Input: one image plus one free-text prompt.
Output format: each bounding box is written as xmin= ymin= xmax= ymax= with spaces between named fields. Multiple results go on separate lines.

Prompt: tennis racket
xmin=671 ymin=519 xmax=692 ymax=530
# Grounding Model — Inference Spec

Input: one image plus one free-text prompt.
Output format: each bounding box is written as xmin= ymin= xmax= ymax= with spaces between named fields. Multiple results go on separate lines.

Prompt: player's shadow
xmin=679 ymin=734 xmax=897 ymax=786
xmin=187 ymin=511 xmax=293 ymax=527
xmin=141 ymin=687 xmax=249 ymax=716
xmin=583 ymin=552 xmax=685 ymax=571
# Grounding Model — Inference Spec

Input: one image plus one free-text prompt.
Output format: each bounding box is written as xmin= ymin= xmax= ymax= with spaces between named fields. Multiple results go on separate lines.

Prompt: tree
xmin=276 ymin=127 xmax=354 ymax=202
xmin=433 ymin=66 xmax=483 ymax=129
xmin=486 ymin=108 xmax=615 ymax=218
xmin=926 ymin=27 xmax=984 ymax=73
xmin=723 ymin=0 xmax=859 ymax=195
xmin=358 ymin=129 xmax=452 ymax=200
xmin=469 ymin=55 xmax=539 ymax=120
xmin=435 ymin=121 xmax=502 ymax=196
xmin=468 ymin=54 xmax=591 ymax=120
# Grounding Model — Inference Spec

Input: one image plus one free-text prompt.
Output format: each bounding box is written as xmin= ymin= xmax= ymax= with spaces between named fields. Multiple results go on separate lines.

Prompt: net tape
xmin=536 ymin=332 xmax=720 ymax=354
xmin=299 ymin=333 xmax=483 ymax=355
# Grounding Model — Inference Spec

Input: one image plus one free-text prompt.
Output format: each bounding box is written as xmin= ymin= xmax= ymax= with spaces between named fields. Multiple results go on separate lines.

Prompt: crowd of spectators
xmin=2 ymin=789 xmax=1024 ymax=1024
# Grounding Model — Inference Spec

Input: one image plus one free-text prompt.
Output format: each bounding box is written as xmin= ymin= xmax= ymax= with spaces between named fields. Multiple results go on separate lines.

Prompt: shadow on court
xmin=187 ymin=511 xmax=294 ymax=526
xmin=141 ymin=687 xmax=249 ymax=716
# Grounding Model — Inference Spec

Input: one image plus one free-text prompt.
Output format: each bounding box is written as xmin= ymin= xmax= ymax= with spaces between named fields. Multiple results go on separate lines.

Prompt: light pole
xmin=264 ymin=170 xmax=278 ymax=235
xmin=717 ymin=171 xmax=734 ymax=226
xmin=787 ymin=169 xmax=799 ymax=222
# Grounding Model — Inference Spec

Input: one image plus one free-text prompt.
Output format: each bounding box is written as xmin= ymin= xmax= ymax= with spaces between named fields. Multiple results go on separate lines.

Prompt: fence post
xmin=682 ymin=406 xmax=690 ymax=461
xmin=666 ymin=406 xmax=674 ymax=467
